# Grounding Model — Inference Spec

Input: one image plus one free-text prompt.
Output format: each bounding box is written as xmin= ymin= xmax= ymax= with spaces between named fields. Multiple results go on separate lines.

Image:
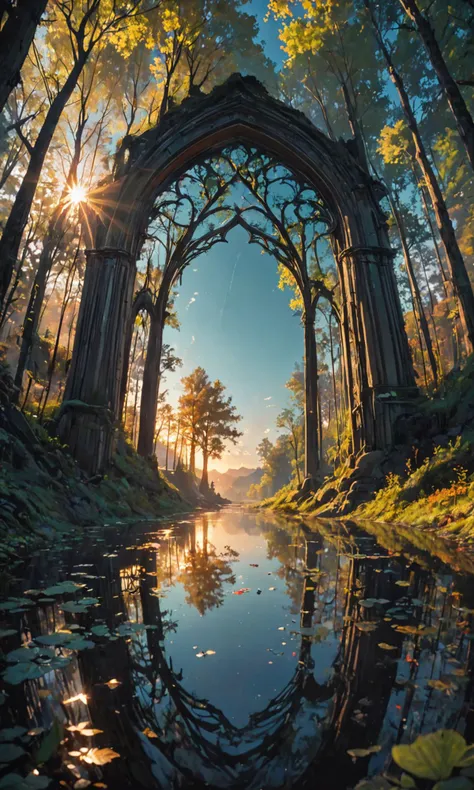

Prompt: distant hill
xmin=209 ymin=466 xmax=263 ymax=501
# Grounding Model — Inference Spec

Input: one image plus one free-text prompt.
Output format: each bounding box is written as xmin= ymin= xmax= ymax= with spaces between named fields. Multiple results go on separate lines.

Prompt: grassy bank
xmin=0 ymin=361 xmax=189 ymax=564
xmin=353 ymin=434 xmax=474 ymax=541
xmin=261 ymin=358 xmax=474 ymax=542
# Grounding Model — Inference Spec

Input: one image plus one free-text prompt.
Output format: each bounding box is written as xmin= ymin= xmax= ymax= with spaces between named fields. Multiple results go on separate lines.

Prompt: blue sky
xmin=162 ymin=226 xmax=303 ymax=472
xmin=160 ymin=2 xmax=301 ymax=473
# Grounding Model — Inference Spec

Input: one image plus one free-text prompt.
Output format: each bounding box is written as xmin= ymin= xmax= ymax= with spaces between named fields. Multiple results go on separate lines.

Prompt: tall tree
xmin=178 ymin=367 xmax=209 ymax=476
xmin=276 ymin=407 xmax=303 ymax=486
xmin=0 ymin=0 xmax=164 ymax=308
xmin=0 ymin=0 xmax=48 ymax=113
xmin=364 ymin=0 xmax=474 ymax=353
xmin=179 ymin=370 xmax=242 ymax=492
xmin=398 ymin=0 xmax=474 ymax=172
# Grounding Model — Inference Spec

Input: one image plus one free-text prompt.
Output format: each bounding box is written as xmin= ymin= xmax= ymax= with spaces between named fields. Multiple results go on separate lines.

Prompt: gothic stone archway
xmin=58 ymin=74 xmax=417 ymax=474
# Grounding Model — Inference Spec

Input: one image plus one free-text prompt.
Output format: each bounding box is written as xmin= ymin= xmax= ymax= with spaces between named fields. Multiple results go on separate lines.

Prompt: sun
xmin=69 ymin=184 xmax=87 ymax=205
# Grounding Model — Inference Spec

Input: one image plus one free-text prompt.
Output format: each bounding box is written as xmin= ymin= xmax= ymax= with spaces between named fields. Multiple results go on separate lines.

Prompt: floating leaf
xmin=143 ymin=728 xmax=158 ymax=739
xmin=74 ymin=780 xmax=91 ymax=790
xmin=205 ymin=650 xmax=216 ymax=656
xmin=392 ymin=730 xmax=467 ymax=781
xmin=356 ymin=622 xmax=377 ymax=633
xmin=80 ymin=748 xmax=120 ymax=765
xmin=378 ymin=643 xmax=397 ymax=651
xmin=104 ymin=679 xmax=121 ymax=689
xmin=347 ymin=745 xmax=382 ymax=759
xmin=67 ymin=722 xmax=102 ymax=736
xmin=427 ymin=680 xmax=455 ymax=692
xmin=64 ymin=694 xmax=89 ymax=705
xmin=395 ymin=581 xmax=411 ymax=587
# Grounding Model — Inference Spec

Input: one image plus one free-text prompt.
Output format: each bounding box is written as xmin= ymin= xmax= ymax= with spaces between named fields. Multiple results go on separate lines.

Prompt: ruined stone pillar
xmin=57 ymin=248 xmax=136 ymax=473
xmin=339 ymin=245 xmax=417 ymax=452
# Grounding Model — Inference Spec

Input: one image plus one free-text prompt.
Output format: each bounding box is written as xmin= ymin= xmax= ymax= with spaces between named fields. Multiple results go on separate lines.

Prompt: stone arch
xmin=59 ymin=74 xmax=417 ymax=475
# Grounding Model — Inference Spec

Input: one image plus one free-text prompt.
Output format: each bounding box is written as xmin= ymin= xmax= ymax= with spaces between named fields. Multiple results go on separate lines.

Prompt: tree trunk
xmin=137 ymin=309 xmax=164 ymax=457
xmin=165 ymin=418 xmax=171 ymax=470
xmin=303 ymin=303 xmax=320 ymax=480
xmin=40 ymin=248 xmax=78 ymax=419
xmin=400 ymin=0 xmax=474 ymax=171
xmin=173 ymin=420 xmax=180 ymax=470
xmin=392 ymin=195 xmax=438 ymax=386
xmin=200 ymin=448 xmax=209 ymax=492
xmin=0 ymin=55 xmax=86 ymax=308
xmin=189 ymin=439 xmax=196 ymax=476
xmin=365 ymin=0 xmax=474 ymax=353
xmin=0 ymin=0 xmax=48 ymax=113
xmin=340 ymin=80 xmax=368 ymax=170
xmin=15 ymin=119 xmax=85 ymax=395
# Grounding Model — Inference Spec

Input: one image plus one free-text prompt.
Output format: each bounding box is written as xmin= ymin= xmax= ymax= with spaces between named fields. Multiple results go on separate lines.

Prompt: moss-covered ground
xmin=261 ymin=358 xmax=474 ymax=544
xmin=0 ymin=361 xmax=189 ymax=564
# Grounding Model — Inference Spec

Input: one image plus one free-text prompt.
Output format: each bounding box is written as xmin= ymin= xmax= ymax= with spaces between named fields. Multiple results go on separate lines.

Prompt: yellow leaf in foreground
xmin=104 ymin=679 xmax=121 ymax=689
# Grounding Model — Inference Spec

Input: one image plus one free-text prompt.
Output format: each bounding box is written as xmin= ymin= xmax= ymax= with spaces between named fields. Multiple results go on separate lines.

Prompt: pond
xmin=1 ymin=507 xmax=474 ymax=790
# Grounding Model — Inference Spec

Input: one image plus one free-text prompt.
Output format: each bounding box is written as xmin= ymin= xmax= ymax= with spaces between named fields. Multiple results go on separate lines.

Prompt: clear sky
xmin=162 ymin=226 xmax=303 ymax=473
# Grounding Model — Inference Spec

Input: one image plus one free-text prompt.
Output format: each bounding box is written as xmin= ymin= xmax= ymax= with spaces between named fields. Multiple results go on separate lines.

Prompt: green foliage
xmin=355 ymin=730 xmax=474 ymax=790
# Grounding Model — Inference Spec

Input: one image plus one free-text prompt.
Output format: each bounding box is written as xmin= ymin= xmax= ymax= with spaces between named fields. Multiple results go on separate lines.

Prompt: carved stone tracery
xmin=58 ymin=73 xmax=417 ymax=476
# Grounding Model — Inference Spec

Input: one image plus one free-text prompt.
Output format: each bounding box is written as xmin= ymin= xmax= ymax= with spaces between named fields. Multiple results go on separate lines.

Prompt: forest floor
xmin=263 ymin=357 xmax=474 ymax=545
xmin=0 ymin=359 xmax=192 ymax=565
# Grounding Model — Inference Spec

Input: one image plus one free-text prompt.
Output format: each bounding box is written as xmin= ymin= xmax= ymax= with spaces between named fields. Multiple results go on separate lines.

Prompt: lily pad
xmin=392 ymin=730 xmax=468 ymax=781
xmin=0 ymin=776 xmax=50 ymax=789
xmin=0 ymin=728 xmax=28 ymax=742
xmin=60 ymin=598 xmax=99 ymax=614
xmin=43 ymin=582 xmax=84 ymax=596
xmin=0 ymin=743 xmax=26 ymax=763
xmin=90 ymin=625 xmax=110 ymax=637
xmin=35 ymin=633 xmax=70 ymax=646
xmin=2 ymin=663 xmax=48 ymax=685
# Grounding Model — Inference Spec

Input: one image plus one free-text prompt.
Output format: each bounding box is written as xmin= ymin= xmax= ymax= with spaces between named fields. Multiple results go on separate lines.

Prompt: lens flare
xmin=69 ymin=184 xmax=87 ymax=205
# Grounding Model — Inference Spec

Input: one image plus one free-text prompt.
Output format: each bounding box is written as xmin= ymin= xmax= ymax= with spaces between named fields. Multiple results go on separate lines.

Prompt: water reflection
xmin=1 ymin=509 xmax=474 ymax=789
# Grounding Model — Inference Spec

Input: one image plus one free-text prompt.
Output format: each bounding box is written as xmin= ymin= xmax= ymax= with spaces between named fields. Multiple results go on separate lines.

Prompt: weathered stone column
xmin=339 ymin=245 xmax=417 ymax=452
xmin=57 ymin=248 xmax=136 ymax=473
xmin=303 ymin=303 xmax=320 ymax=482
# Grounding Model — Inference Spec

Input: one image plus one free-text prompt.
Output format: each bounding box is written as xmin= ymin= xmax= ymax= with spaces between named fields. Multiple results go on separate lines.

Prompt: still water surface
xmin=1 ymin=508 xmax=474 ymax=789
